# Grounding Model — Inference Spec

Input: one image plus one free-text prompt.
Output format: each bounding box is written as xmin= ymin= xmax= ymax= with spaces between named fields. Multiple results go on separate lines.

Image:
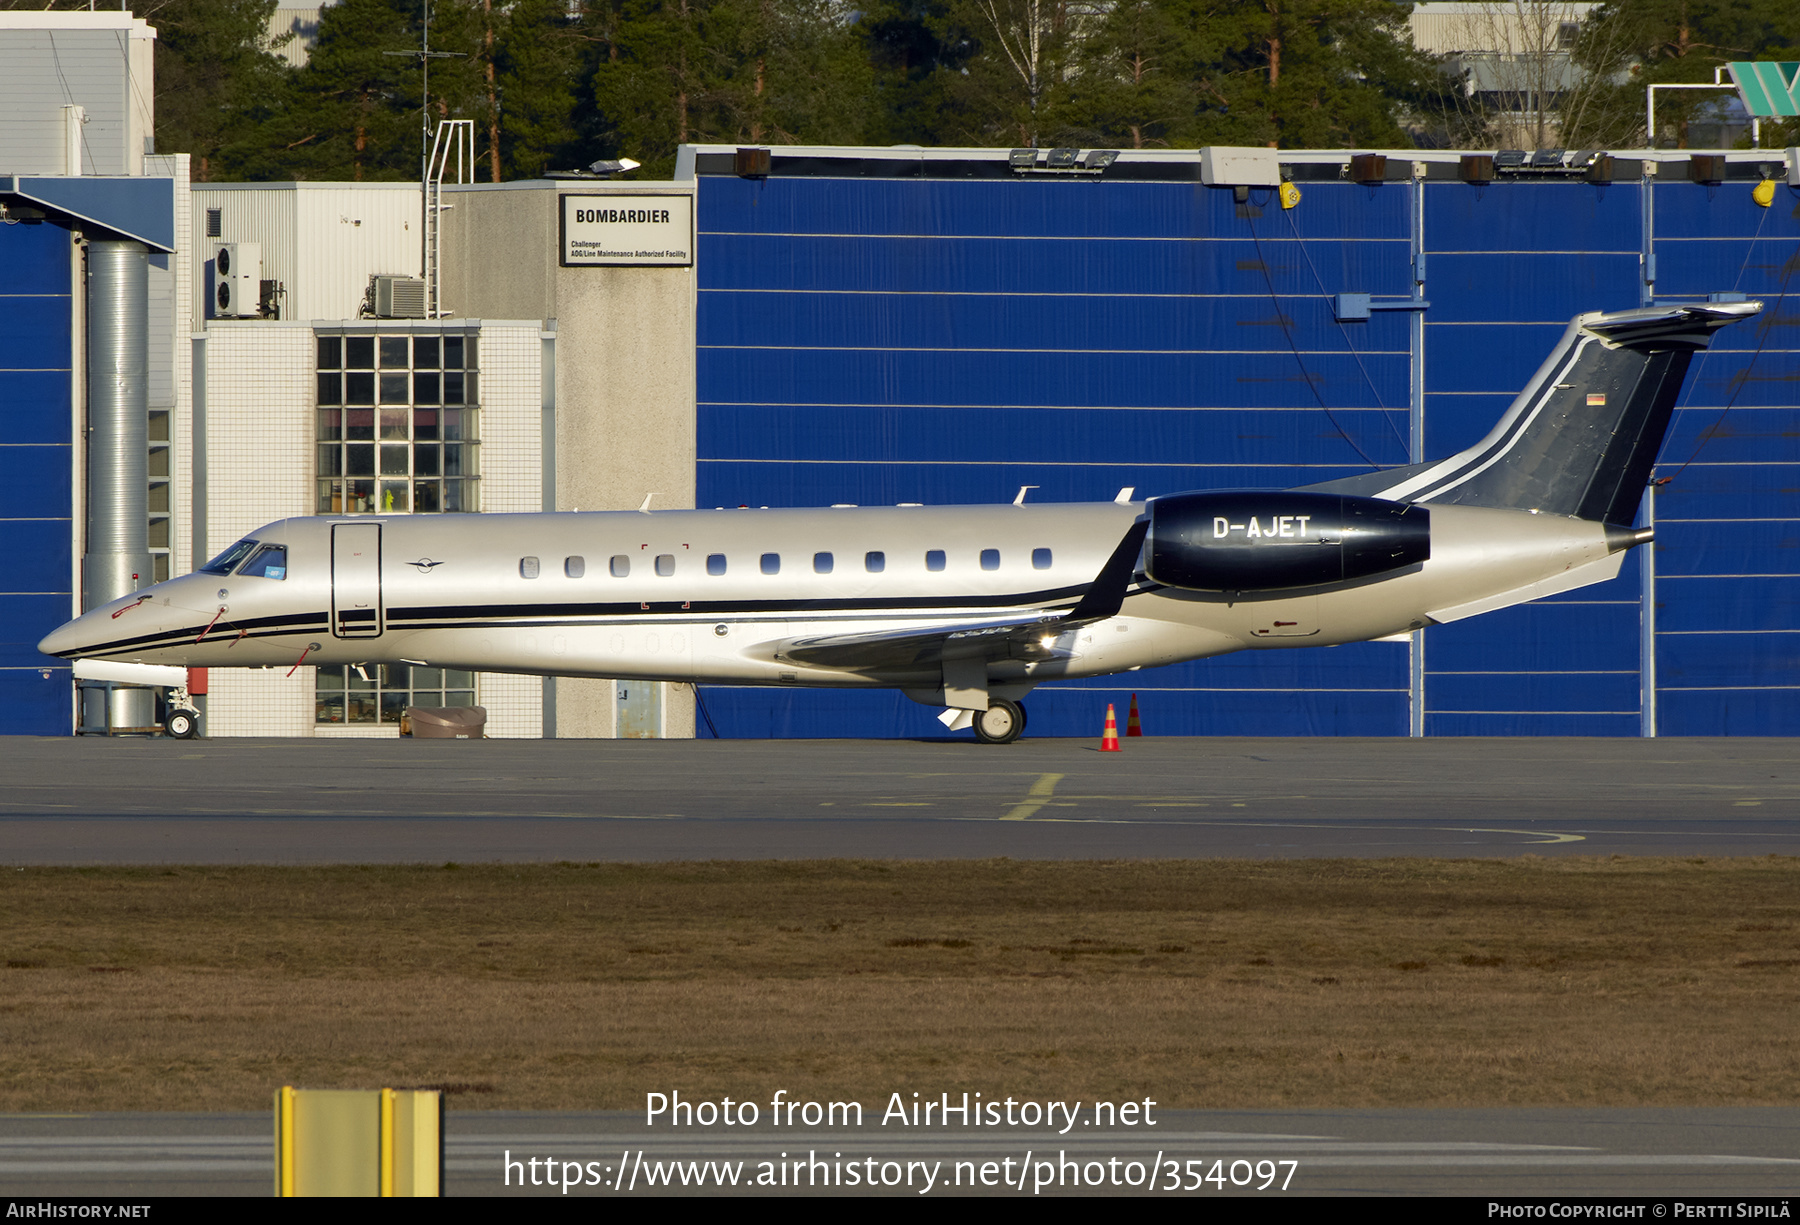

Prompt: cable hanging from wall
xmin=1242 ymin=199 xmax=1406 ymax=473
xmin=1654 ymin=195 xmax=1796 ymax=489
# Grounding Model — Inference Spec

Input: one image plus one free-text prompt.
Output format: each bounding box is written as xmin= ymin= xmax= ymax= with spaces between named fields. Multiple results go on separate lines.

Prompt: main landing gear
xmin=972 ymin=698 xmax=1026 ymax=745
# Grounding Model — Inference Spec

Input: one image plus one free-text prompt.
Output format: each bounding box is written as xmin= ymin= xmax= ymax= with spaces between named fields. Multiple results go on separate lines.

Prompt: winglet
xmin=1066 ymin=518 xmax=1149 ymax=622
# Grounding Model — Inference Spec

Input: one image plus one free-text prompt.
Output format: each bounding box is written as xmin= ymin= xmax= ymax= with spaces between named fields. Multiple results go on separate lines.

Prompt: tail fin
xmin=1307 ymin=301 xmax=1761 ymax=524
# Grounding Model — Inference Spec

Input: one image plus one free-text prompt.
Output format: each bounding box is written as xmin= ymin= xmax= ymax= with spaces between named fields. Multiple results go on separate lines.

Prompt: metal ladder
xmin=424 ymin=119 xmax=473 ymax=319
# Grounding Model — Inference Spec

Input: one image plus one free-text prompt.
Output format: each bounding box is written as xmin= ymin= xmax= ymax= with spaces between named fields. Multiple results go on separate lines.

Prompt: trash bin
xmin=404 ymin=706 xmax=487 ymax=738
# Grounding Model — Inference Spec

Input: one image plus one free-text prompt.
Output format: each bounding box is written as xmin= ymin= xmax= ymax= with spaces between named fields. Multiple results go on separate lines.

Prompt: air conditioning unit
xmin=212 ymin=242 xmax=261 ymax=318
xmin=371 ymin=275 xmax=426 ymax=319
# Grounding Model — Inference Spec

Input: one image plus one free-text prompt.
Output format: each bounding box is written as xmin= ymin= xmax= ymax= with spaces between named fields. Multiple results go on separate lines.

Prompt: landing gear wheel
xmin=972 ymin=698 xmax=1024 ymax=745
xmin=164 ymin=708 xmax=199 ymax=740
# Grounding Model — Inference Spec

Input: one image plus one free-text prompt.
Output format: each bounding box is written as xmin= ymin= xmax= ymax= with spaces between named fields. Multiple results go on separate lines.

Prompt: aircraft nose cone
xmin=37 ymin=616 xmax=88 ymax=660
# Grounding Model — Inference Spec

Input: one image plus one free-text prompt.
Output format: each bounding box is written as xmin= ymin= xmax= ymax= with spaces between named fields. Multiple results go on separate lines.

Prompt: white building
xmin=186 ymin=179 xmax=697 ymax=740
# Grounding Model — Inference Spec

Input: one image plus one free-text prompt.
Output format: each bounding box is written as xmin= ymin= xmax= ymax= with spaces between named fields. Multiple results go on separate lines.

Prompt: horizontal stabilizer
xmin=1427 ymin=551 xmax=1626 ymax=624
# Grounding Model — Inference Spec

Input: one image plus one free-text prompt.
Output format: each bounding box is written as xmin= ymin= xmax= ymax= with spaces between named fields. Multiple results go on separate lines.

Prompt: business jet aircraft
xmin=40 ymin=300 xmax=1758 ymax=743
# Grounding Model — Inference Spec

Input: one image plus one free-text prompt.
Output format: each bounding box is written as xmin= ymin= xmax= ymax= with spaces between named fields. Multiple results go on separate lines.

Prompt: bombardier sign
xmin=560 ymin=193 xmax=693 ymax=267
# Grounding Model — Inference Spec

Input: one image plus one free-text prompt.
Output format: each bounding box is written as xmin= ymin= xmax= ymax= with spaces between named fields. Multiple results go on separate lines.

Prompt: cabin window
xmin=565 ymin=556 xmax=585 ymax=578
xmin=520 ymin=556 xmax=540 ymax=579
xmin=655 ymin=554 xmax=675 ymax=577
xmin=865 ymin=551 xmax=885 ymax=573
xmin=610 ymin=555 xmax=630 ymax=577
xmin=240 ymin=545 xmax=288 ymax=580
xmin=199 ymin=539 xmax=259 ymax=576
xmin=814 ymin=552 xmax=833 ymax=574
xmin=980 ymin=548 xmax=1000 ymax=571
xmin=761 ymin=553 xmax=781 ymax=575
xmin=315 ymin=663 xmax=476 ymax=726
xmin=316 ymin=328 xmax=479 ymax=515
xmin=1033 ymin=547 xmax=1052 ymax=569
xmin=926 ymin=550 xmax=946 ymax=572
xmin=707 ymin=554 xmax=727 ymax=575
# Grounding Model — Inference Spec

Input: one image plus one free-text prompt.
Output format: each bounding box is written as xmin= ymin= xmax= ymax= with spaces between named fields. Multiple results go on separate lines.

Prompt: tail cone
xmin=1126 ymin=693 xmax=1143 ymax=737
xmin=1101 ymin=704 xmax=1122 ymax=752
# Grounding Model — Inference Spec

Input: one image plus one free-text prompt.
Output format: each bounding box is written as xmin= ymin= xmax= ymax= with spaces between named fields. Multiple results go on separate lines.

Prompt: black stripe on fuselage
xmin=65 ymin=612 xmax=333 ymax=659
xmin=386 ymin=583 xmax=1091 ymax=627
xmin=60 ymin=582 xmax=1133 ymax=658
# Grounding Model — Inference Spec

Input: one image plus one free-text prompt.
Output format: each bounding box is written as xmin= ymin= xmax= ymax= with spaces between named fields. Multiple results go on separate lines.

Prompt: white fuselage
xmin=41 ymin=500 xmax=1624 ymax=705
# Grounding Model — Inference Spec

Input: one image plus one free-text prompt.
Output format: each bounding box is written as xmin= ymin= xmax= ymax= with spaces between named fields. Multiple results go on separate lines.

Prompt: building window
xmin=148 ymin=408 xmax=172 ymax=581
xmin=315 ymin=330 xmax=479 ymax=514
xmin=315 ymin=664 xmax=477 ymax=725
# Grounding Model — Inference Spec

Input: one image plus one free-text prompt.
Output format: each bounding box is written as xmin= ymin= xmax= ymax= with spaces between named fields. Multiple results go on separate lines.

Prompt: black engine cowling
xmin=1145 ymin=491 xmax=1430 ymax=593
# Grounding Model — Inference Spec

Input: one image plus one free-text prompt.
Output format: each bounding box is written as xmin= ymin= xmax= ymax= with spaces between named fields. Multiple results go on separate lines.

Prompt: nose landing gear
xmin=972 ymin=698 xmax=1026 ymax=745
xmin=163 ymin=683 xmax=201 ymax=739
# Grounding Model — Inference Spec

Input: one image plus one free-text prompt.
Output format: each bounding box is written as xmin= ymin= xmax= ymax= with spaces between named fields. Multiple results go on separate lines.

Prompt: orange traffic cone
xmin=1101 ymin=703 xmax=1122 ymax=752
xmin=1126 ymin=693 xmax=1143 ymax=737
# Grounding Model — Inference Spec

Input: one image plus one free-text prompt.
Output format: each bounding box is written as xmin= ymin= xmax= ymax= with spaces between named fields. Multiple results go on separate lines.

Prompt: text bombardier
xmin=570 ymin=207 xmax=671 ymax=224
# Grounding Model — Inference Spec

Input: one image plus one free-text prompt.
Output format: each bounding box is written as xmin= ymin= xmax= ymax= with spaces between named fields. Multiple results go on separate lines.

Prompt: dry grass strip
xmin=1 ymin=857 xmax=1796 ymax=1111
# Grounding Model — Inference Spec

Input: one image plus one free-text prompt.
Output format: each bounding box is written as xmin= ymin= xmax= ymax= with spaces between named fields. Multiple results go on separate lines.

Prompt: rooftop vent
xmin=370 ymin=275 xmax=426 ymax=319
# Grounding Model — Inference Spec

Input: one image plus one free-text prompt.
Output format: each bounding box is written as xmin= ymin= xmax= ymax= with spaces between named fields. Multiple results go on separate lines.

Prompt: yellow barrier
xmin=274 ymin=1086 xmax=442 ymax=1197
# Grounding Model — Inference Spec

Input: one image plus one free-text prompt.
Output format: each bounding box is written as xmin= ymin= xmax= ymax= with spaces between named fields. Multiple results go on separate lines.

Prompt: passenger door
xmin=331 ymin=522 xmax=384 ymax=638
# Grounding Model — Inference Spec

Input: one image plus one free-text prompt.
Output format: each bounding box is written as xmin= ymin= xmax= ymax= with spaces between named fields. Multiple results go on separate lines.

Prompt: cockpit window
xmin=199 ymin=539 xmax=259 ymax=575
xmin=240 ymin=545 xmax=288 ymax=580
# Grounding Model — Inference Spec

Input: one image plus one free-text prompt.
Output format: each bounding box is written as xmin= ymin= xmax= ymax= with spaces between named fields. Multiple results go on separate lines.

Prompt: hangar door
xmin=331 ymin=523 xmax=383 ymax=638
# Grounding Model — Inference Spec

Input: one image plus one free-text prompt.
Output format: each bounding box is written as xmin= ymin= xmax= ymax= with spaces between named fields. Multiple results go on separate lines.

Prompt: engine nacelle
xmin=1146 ymin=491 xmax=1430 ymax=593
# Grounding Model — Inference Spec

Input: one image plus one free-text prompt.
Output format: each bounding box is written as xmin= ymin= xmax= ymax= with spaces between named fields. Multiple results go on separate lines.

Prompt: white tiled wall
xmin=472 ymin=324 xmax=542 ymax=514
xmin=198 ymin=319 xmax=545 ymax=738
xmin=479 ymin=671 xmax=543 ymax=738
xmin=206 ymin=665 xmax=316 ymax=737
xmin=199 ymin=322 xmax=315 ymax=553
xmin=195 ymin=322 xmax=315 ymax=738
xmin=468 ymin=323 xmax=544 ymax=732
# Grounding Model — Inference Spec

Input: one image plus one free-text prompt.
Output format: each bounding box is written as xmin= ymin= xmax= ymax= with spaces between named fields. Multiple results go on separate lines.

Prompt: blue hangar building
xmin=681 ymin=144 xmax=1800 ymax=739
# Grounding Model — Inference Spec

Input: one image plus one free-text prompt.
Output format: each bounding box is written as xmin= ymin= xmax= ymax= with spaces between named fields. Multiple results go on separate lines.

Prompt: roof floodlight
xmin=1083 ymin=150 xmax=1119 ymax=171
xmin=1045 ymin=148 xmax=1079 ymax=169
xmin=1530 ymin=149 xmax=1566 ymax=168
xmin=1009 ymin=149 xmax=1037 ymax=171
xmin=1494 ymin=150 xmax=1529 ymax=168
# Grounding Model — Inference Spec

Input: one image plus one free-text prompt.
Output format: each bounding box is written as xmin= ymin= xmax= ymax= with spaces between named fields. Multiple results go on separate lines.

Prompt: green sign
xmin=1728 ymin=62 xmax=1800 ymax=118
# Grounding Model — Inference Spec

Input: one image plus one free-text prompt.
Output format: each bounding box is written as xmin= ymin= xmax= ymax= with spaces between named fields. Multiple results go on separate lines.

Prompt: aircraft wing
xmin=772 ymin=519 xmax=1150 ymax=671
xmin=775 ymin=611 xmax=1080 ymax=670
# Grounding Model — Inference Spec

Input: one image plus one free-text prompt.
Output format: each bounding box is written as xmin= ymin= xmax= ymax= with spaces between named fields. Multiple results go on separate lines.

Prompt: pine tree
xmin=1569 ymin=0 xmax=1800 ymax=147
xmin=858 ymin=0 xmax=976 ymax=146
xmin=493 ymin=0 xmax=590 ymax=178
xmin=151 ymin=0 xmax=295 ymax=181
xmin=1205 ymin=0 xmax=1427 ymax=149
xmin=252 ymin=0 xmax=426 ymax=181
xmin=1057 ymin=0 xmax=1212 ymax=149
